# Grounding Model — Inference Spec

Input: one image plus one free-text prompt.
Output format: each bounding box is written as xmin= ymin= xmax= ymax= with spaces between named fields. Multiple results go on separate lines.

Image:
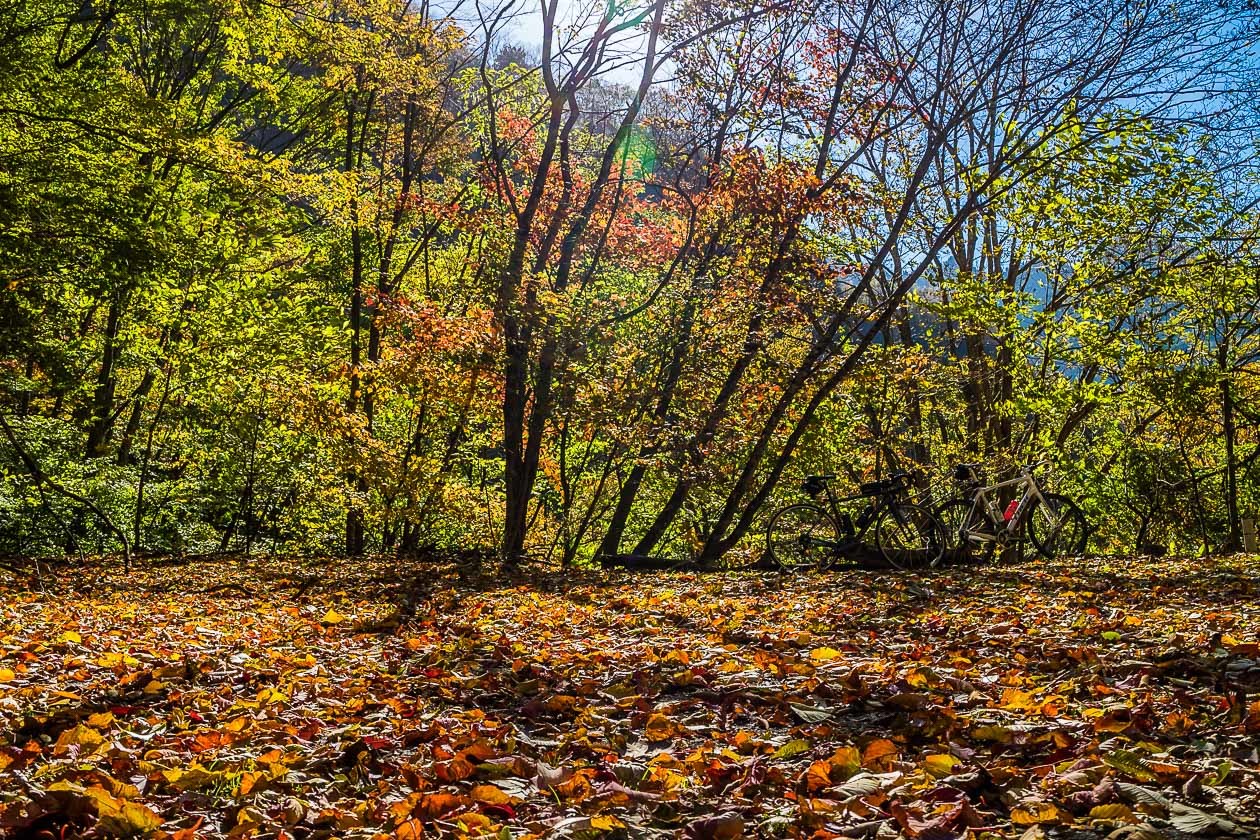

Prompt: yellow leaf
xmin=1011 ymin=801 xmax=1068 ymax=826
xmin=590 ymin=815 xmax=626 ymax=830
xmin=85 ymin=787 xmax=163 ymax=836
xmin=456 ymin=812 xmax=493 ymax=831
xmin=923 ymin=753 xmax=960 ymax=778
xmin=258 ymin=687 xmax=289 ymax=705
xmin=773 ymin=738 xmax=811 ymax=759
xmin=53 ymin=724 xmax=104 ymax=755
xmin=1039 ymin=696 xmax=1067 ymax=716
xmin=469 ymin=784 xmax=513 ymax=805
xmin=0 ymin=668 xmax=15 ymax=682
xmin=235 ymin=805 xmax=266 ymax=827
xmin=809 ymin=646 xmax=843 ymax=662
xmin=905 ymin=665 xmax=943 ymax=688
xmin=47 ymin=780 xmax=87 ymax=794
xmin=61 ymin=630 xmax=82 ymax=645
xmin=85 ymin=712 xmax=114 ymax=729
xmin=828 ymin=745 xmax=861 ymax=778
xmin=100 ymin=800 xmax=163 ymax=836
xmin=1089 ymin=803 xmax=1137 ymax=822
xmin=321 ymin=608 xmax=345 ymax=625
xmin=238 ymin=771 xmax=266 ymax=796
xmin=162 ymin=764 xmax=224 ymax=792
xmin=1102 ymin=749 xmax=1158 ymax=782
xmin=647 ymin=764 xmax=687 ymax=791
xmin=1000 ymin=688 xmax=1038 ymax=711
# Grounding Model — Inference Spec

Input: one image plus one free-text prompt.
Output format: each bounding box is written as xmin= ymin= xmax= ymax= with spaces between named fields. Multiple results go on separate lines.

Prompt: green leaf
xmin=1103 ymin=749 xmax=1158 ymax=782
xmin=772 ymin=739 xmax=812 ymax=759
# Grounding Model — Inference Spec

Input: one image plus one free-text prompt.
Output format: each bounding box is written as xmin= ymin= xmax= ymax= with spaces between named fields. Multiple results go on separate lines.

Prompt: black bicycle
xmin=766 ymin=472 xmax=946 ymax=571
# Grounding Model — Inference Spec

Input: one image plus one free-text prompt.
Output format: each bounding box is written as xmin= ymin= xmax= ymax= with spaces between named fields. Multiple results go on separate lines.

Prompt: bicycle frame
xmin=960 ymin=468 xmax=1055 ymax=544
xmin=800 ymin=473 xmax=923 ymax=548
xmin=814 ymin=484 xmax=891 ymax=538
xmin=774 ymin=470 xmax=943 ymax=570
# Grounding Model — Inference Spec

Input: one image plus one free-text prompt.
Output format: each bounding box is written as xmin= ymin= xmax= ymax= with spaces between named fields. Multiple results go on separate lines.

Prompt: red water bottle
xmin=1003 ymin=500 xmax=1020 ymax=521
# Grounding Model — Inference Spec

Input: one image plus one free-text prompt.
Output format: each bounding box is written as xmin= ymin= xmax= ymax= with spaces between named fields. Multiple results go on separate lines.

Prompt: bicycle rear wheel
xmin=874 ymin=503 xmax=945 ymax=570
xmin=1026 ymin=493 xmax=1088 ymax=558
xmin=933 ymin=498 xmax=996 ymax=563
xmin=766 ymin=504 xmax=838 ymax=571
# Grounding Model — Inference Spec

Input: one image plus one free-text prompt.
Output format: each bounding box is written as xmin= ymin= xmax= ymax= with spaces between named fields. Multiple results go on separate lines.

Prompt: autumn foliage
xmin=2 ymin=555 xmax=1259 ymax=837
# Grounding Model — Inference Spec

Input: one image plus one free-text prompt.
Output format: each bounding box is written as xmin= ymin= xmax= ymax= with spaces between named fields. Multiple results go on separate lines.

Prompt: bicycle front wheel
xmin=874 ymin=503 xmax=945 ymax=570
xmin=766 ymin=504 xmax=838 ymax=571
xmin=1026 ymin=493 xmax=1088 ymax=559
xmin=933 ymin=498 xmax=996 ymax=563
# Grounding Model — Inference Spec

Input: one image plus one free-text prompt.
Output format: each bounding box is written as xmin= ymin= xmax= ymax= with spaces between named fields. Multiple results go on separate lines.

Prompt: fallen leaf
xmin=645 ymin=712 xmax=677 ymax=742
xmin=53 ymin=724 xmax=104 ymax=755
xmin=685 ymin=812 xmax=743 ymax=839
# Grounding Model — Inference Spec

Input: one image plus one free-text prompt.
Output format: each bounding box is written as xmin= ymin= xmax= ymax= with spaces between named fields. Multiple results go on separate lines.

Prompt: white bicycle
xmin=933 ymin=462 xmax=1087 ymax=561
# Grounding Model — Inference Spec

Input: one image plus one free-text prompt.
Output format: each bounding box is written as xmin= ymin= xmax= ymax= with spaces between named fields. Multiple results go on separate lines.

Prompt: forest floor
xmin=1 ymin=554 xmax=1258 ymax=840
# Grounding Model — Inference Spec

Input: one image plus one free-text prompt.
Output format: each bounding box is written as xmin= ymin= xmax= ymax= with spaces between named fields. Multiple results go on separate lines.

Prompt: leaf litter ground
xmin=1 ymin=555 xmax=1258 ymax=839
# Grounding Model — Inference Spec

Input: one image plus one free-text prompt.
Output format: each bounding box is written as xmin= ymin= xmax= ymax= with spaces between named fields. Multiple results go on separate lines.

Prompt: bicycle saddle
xmin=801 ymin=475 xmax=832 ymax=496
xmin=953 ymin=464 xmax=982 ymax=483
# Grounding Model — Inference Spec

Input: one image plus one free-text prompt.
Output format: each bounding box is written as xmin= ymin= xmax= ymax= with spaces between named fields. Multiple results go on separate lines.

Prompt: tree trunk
xmin=85 ymin=290 xmax=125 ymax=458
xmin=1219 ymin=339 xmax=1241 ymax=551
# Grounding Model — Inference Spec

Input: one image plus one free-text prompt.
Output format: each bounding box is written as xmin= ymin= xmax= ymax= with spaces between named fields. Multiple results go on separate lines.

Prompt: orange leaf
xmin=804 ymin=760 xmax=833 ymax=792
xmin=434 ymin=756 xmax=475 ymax=783
xmin=395 ymin=818 xmax=425 ymax=839
xmin=645 ymin=712 xmax=677 ymax=742
xmin=861 ymin=739 xmax=898 ymax=770
xmin=414 ymin=792 xmax=468 ymax=819
xmin=238 ymin=771 xmax=266 ymax=797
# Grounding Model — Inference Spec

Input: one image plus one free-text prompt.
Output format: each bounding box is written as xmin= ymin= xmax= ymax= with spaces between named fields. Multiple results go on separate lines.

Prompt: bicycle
xmin=933 ymin=462 xmax=1087 ymax=562
xmin=765 ymin=472 xmax=946 ymax=571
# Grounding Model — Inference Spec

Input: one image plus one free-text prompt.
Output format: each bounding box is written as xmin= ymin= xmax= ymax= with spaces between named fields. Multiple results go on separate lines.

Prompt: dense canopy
xmin=2 ymin=0 xmax=1259 ymax=562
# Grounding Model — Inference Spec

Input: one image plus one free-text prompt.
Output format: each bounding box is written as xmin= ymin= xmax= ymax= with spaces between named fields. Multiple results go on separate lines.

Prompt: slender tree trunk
xmin=85 ymin=290 xmax=125 ymax=458
xmin=497 ymin=101 xmax=566 ymax=563
xmin=344 ymin=88 xmax=369 ymax=557
xmin=132 ymin=364 xmax=174 ymax=549
xmin=115 ymin=369 xmax=155 ymax=466
xmin=1219 ymin=338 xmax=1241 ymax=551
